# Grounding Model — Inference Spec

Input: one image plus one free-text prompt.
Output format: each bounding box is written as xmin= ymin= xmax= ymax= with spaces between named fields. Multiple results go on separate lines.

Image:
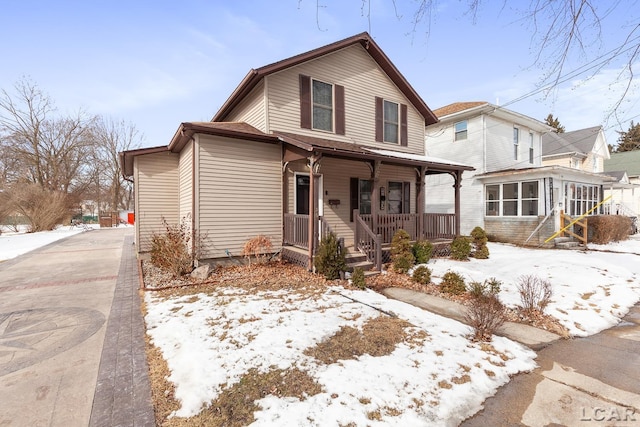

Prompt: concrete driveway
xmin=462 ymin=302 xmax=640 ymax=426
xmin=0 ymin=227 xmax=153 ymax=427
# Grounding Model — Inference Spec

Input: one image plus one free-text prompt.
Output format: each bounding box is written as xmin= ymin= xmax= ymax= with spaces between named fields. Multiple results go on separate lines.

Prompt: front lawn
xmin=143 ymin=262 xmax=536 ymax=426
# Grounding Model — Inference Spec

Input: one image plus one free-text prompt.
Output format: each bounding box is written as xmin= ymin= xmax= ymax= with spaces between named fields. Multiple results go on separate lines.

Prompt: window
xmin=513 ymin=127 xmax=519 ymax=160
xmin=529 ymin=133 xmax=534 ymax=164
xmin=503 ymin=183 xmax=518 ymax=216
xmin=486 ymin=185 xmax=500 ymax=216
xmin=387 ymin=181 xmax=410 ymax=213
xmin=299 ymin=75 xmax=345 ymax=135
xmin=485 ymin=181 xmax=540 ymax=217
xmin=350 ymin=178 xmax=372 ymax=221
xmin=383 ymin=100 xmax=399 ymax=143
xmin=375 ymin=97 xmax=407 ymax=146
xmin=454 ymin=121 xmax=468 ymax=141
xmin=521 ymin=181 xmax=539 ymax=215
xmin=359 ymin=179 xmax=372 ymax=214
xmin=312 ymin=79 xmax=333 ymax=131
xmin=564 ymin=182 xmax=600 ymax=216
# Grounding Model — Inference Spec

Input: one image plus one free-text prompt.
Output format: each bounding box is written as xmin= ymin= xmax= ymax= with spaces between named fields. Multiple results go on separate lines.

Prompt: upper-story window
xmin=513 ymin=127 xmax=519 ymax=160
xmin=454 ymin=120 xmax=468 ymax=141
xmin=529 ymin=132 xmax=534 ymax=164
xmin=299 ymin=74 xmax=345 ymax=135
xmin=383 ymin=100 xmax=399 ymax=143
xmin=312 ymin=79 xmax=333 ymax=131
xmin=375 ymin=97 xmax=407 ymax=146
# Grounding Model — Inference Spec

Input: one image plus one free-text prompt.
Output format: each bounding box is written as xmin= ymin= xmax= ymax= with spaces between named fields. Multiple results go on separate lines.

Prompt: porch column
xmin=371 ymin=160 xmax=381 ymax=233
xmin=417 ymin=166 xmax=426 ymax=239
xmin=453 ymin=170 xmax=462 ymax=236
xmin=307 ymin=155 xmax=318 ymax=271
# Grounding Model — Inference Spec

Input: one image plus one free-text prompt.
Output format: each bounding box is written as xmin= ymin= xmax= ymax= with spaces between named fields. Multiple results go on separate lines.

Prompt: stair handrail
xmin=525 ymin=202 xmax=560 ymax=244
xmin=354 ymin=210 xmax=382 ymax=271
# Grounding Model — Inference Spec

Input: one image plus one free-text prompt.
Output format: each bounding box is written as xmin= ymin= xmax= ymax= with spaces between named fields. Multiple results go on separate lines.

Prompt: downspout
xmin=308 ymin=155 xmax=316 ymax=271
xmin=191 ymin=136 xmax=197 ymax=263
xmin=454 ymin=171 xmax=462 ymax=236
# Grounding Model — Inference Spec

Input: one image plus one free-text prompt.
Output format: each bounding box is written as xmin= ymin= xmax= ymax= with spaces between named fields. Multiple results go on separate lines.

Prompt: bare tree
xmin=0 ymin=78 xmax=97 ymax=194
xmin=312 ymin=1 xmax=639 ymax=117
xmin=92 ymin=116 xmax=141 ymax=211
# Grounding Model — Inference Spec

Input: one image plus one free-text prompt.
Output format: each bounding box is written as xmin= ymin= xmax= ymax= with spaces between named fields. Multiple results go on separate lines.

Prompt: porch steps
xmin=553 ymin=236 xmax=583 ymax=249
xmin=343 ymin=250 xmax=382 ymax=277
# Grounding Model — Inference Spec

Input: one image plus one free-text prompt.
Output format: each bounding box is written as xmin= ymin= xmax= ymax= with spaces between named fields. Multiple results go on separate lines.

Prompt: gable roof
xmin=430 ymin=101 xmax=551 ymax=133
xmin=542 ymin=126 xmax=604 ymax=158
xmin=212 ymin=32 xmax=438 ymax=126
xmin=605 ymin=150 xmax=640 ymax=177
xmin=432 ymin=102 xmax=487 ymax=118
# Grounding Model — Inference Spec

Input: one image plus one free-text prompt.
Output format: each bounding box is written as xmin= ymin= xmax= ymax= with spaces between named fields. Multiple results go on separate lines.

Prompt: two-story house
xmin=604 ymin=150 xmax=640 ymax=222
xmin=120 ymin=33 xmax=473 ymax=271
xmin=541 ymin=126 xmax=610 ymax=172
xmin=425 ymin=102 xmax=615 ymax=246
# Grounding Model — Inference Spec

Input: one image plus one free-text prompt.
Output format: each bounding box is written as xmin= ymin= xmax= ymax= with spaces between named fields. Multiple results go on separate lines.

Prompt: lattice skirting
xmin=281 ymin=247 xmax=309 ymax=269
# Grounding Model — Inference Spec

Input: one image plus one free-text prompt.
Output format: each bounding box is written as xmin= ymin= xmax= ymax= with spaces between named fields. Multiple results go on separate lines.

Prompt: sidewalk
xmin=0 ymin=227 xmax=154 ymax=426
xmin=89 ymin=230 xmax=155 ymax=426
xmin=381 ymin=287 xmax=561 ymax=350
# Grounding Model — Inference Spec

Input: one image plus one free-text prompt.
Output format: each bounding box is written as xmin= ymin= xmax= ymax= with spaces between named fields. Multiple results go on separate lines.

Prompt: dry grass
xmin=142 ymin=262 xmax=426 ymax=425
xmin=304 ymin=315 xmax=425 ymax=364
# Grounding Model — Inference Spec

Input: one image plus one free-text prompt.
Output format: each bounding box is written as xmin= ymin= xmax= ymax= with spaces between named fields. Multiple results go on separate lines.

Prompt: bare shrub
xmin=517 ymin=274 xmax=553 ymax=313
xmin=465 ymin=295 xmax=506 ymax=342
xmin=1 ymin=184 xmax=70 ymax=232
xmin=588 ymin=215 xmax=632 ymax=243
xmin=150 ymin=215 xmax=206 ymax=278
xmin=241 ymin=235 xmax=273 ymax=265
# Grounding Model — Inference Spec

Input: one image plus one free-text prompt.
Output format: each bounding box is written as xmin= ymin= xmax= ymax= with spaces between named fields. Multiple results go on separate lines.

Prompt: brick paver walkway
xmin=89 ymin=234 xmax=155 ymax=426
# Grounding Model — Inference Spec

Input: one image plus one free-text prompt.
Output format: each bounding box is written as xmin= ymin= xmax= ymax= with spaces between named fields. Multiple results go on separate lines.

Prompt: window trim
xmin=454 ymin=120 xmax=468 ymax=141
xmin=375 ymin=97 xmax=407 ymax=146
xmin=311 ymin=78 xmax=334 ymax=132
xmin=513 ymin=127 xmax=519 ymax=160
xmin=529 ymin=132 xmax=534 ymax=164
xmin=383 ymin=99 xmax=399 ymax=144
xmin=485 ymin=181 xmax=540 ymax=217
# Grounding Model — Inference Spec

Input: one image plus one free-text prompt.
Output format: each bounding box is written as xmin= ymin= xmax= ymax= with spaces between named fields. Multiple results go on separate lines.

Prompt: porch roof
xmin=474 ymin=165 xmax=617 ymax=183
xmin=275 ymin=131 xmax=474 ymax=173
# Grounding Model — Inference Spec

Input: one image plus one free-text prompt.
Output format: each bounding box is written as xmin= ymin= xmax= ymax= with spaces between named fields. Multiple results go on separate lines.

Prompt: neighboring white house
xmin=425 ymin=102 xmax=616 ymax=245
xmin=541 ymin=126 xmax=610 ymax=173
xmin=604 ymin=150 xmax=640 ymax=221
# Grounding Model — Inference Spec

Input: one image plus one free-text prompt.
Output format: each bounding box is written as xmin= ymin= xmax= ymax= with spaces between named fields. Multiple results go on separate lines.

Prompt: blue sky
xmin=1 ymin=0 xmax=639 ymax=148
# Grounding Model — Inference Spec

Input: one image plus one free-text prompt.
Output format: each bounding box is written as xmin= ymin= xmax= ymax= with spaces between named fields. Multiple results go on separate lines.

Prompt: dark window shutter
xmin=403 ymin=181 xmax=411 ymax=213
xmin=299 ymin=74 xmax=311 ymax=129
xmin=375 ymin=97 xmax=383 ymax=142
xmin=400 ymin=104 xmax=408 ymax=146
xmin=335 ymin=85 xmax=345 ymax=135
xmin=350 ymin=177 xmax=359 ymax=222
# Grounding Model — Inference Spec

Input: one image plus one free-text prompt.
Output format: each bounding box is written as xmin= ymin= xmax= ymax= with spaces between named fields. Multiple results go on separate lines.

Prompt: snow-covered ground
xmin=427 ymin=236 xmax=640 ymax=337
xmin=2 ymin=226 xmax=639 ymax=425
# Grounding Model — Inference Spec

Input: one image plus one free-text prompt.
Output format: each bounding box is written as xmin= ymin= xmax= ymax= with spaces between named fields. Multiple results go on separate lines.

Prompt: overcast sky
xmin=2 ymin=0 xmax=639 ymax=149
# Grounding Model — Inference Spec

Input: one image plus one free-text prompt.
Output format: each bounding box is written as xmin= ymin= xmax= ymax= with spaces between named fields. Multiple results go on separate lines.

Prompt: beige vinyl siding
xmin=198 ymin=135 xmax=282 ymax=259
xmin=224 ymin=80 xmax=267 ymax=132
xmin=286 ymin=157 xmax=416 ymax=245
xmin=542 ymin=157 xmax=572 ymax=168
xmin=179 ymin=141 xmax=193 ymax=221
xmin=266 ymin=44 xmax=425 ymax=154
xmin=134 ymin=152 xmax=179 ymax=252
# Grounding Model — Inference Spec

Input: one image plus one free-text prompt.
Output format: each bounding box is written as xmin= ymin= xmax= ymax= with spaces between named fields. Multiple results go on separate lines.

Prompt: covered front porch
xmin=276 ymin=132 xmax=473 ymax=271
